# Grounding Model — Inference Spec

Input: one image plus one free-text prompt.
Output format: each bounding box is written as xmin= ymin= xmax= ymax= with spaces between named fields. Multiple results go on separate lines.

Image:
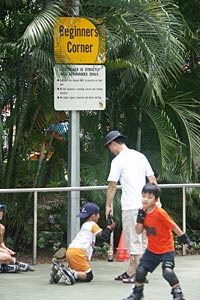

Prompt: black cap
xmin=105 ymin=130 xmax=126 ymax=146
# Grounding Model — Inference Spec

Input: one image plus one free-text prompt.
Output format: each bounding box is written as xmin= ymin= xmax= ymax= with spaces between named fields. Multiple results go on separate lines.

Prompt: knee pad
xmin=136 ymin=266 xmax=147 ymax=283
xmin=85 ymin=270 xmax=93 ymax=282
xmin=162 ymin=261 xmax=179 ymax=287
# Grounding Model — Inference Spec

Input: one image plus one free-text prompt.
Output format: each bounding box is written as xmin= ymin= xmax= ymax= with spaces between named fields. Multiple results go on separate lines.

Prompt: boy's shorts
xmin=66 ymin=248 xmax=91 ymax=273
xmin=122 ymin=209 xmax=147 ymax=255
xmin=139 ymin=249 xmax=176 ymax=272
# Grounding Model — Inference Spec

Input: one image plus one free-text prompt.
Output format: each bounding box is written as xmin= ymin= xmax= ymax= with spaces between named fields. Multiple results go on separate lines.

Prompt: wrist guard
xmin=101 ymin=227 xmax=112 ymax=243
xmin=136 ymin=209 xmax=146 ymax=224
xmin=179 ymin=233 xmax=193 ymax=249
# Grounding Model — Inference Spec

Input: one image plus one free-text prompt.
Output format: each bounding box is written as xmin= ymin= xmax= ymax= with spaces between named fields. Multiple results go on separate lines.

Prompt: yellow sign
xmin=54 ymin=17 xmax=106 ymax=64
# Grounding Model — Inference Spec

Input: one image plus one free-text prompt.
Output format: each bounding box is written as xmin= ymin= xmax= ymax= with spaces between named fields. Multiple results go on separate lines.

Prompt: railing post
xmin=182 ymin=186 xmax=186 ymax=256
xmin=33 ymin=191 xmax=38 ymax=265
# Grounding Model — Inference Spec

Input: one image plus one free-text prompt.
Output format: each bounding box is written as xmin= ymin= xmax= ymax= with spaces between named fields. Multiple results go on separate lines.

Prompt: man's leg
xmin=123 ymin=210 xmax=144 ymax=283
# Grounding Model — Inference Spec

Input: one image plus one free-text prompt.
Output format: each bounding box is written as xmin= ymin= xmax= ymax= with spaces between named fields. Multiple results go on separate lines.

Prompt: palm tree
xmin=0 ymin=0 xmax=68 ymax=246
xmin=79 ymin=0 xmax=200 ymax=185
xmin=0 ymin=0 xmax=200 ymax=245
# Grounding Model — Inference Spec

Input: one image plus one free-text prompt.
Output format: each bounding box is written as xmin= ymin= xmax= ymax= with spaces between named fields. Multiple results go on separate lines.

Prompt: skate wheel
xmin=64 ymin=279 xmax=72 ymax=285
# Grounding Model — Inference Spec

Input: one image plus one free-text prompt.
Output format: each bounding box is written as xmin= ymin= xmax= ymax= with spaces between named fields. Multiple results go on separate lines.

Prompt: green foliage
xmin=0 ymin=0 xmax=200 ymax=252
xmin=174 ymin=231 xmax=200 ymax=252
xmin=94 ymin=242 xmax=109 ymax=256
xmin=5 ymin=236 xmax=14 ymax=250
xmin=38 ymin=231 xmax=63 ymax=252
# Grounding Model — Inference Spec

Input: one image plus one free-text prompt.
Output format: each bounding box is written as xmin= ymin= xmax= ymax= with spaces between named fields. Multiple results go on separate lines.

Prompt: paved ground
xmin=0 ymin=255 xmax=199 ymax=300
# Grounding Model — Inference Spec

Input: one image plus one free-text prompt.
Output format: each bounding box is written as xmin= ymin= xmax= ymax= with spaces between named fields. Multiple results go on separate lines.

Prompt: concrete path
xmin=0 ymin=255 xmax=199 ymax=300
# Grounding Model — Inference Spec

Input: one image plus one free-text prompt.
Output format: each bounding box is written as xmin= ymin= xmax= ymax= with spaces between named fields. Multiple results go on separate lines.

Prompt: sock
xmin=13 ymin=257 xmax=17 ymax=264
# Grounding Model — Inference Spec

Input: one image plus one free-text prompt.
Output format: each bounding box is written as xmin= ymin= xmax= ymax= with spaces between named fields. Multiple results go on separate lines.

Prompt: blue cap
xmin=0 ymin=204 xmax=6 ymax=210
xmin=76 ymin=202 xmax=100 ymax=218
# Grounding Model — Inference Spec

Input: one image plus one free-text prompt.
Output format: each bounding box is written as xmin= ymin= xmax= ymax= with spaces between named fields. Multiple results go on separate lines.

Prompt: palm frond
xmin=18 ymin=0 xmax=65 ymax=50
xmin=144 ymin=105 xmax=180 ymax=172
xmin=81 ymin=0 xmax=187 ymax=104
xmin=165 ymin=93 xmax=200 ymax=176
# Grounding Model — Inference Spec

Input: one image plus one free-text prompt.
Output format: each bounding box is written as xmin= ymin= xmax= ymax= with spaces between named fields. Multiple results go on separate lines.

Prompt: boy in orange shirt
xmin=123 ymin=183 xmax=192 ymax=300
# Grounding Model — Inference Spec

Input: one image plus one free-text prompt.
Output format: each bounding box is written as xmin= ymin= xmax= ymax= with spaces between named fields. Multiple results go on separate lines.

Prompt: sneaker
xmin=17 ymin=262 xmax=35 ymax=272
xmin=115 ymin=271 xmax=130 ymax=281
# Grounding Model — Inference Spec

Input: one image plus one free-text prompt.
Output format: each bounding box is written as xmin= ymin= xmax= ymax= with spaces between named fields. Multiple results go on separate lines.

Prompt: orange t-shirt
xmin=144 ymin=206 xmax=176 ymax=254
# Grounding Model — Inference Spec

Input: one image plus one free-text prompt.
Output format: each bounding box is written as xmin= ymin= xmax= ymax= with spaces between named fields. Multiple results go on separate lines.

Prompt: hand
xmin=107 ymin=213 xmax=116 ymax=229
xmin=105 ymin=205 xmax=112 ymax=220
xmin=136 ymin=208 xmax=146 ymax=224
xmin=107 ymin=221 xmax=116 ymax=231
xmin=8 ymin=249 xmax=16 ymax=256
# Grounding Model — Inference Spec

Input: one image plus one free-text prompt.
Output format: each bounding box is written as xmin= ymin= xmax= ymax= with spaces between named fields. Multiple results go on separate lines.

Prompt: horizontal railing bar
xmin=1 ymin=183 xmax=200 ymax=264
xmin=0 ymin=183 xmax=199 ymax=193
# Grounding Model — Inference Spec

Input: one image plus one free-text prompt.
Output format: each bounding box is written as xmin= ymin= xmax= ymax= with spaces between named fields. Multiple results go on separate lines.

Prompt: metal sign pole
xmin=67 ymin=110 xmax=80 ymax=245
xmin=67 ymin=0 xmax=80 ymax=246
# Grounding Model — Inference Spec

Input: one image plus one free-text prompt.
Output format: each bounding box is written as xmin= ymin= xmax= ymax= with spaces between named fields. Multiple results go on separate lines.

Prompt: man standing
xmin=105 ymin=130 xmax=158 ymax=283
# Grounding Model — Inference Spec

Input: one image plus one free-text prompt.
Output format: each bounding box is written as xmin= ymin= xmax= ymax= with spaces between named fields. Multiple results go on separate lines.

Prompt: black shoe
xmin=115 ymin=271 xmax=130 ymax=281
xmin=123 ymin=274 xmax=136 ymax=283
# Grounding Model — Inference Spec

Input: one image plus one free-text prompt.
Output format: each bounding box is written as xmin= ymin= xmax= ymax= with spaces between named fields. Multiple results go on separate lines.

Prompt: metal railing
xmin=0 ymin=183 xmax=199 ymax=264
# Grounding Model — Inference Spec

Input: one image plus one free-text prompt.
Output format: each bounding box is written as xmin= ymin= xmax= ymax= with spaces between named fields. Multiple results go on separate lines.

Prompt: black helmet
xmin=105 ymin=130 xmax=125 ymax=146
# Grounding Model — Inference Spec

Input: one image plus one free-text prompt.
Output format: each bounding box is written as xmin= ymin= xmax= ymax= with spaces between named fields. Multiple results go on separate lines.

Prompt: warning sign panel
xmin=54 ymin=17 xmax=106 ymax=64
xmin=54 ymin=64 xmax=106 ymax=110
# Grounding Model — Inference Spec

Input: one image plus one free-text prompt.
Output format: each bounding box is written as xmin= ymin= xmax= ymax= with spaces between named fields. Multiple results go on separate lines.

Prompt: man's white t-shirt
xmin=68 ymin=221 xmax=102 ymax=260
xmin=107 ymin=148 xmax=154 ymax=210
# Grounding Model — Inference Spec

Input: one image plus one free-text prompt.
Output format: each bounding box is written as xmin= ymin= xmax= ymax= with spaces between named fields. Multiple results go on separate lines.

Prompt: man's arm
xmin=147 ymin=175 xmax=161 ymax=206
xmin=106 ymin=181 xmax=117 ymax=219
